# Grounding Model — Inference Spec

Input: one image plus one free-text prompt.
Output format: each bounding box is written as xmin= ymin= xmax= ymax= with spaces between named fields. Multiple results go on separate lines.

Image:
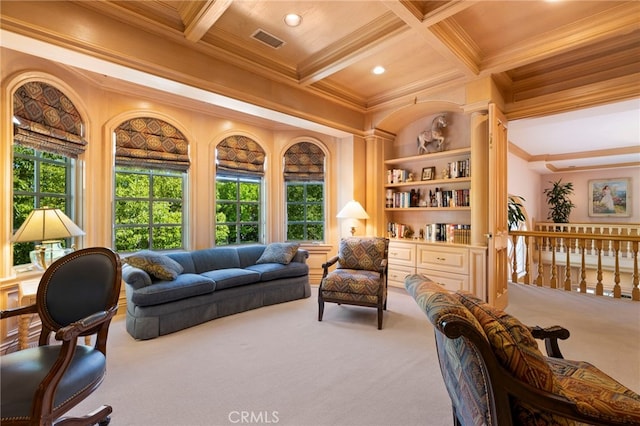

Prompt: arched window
xmin=283 ymin=142 xmax=325 ymax=242
xmin=12 ymin=81 xmax=85 ymax=266
xmin=114 ymin=117 xmax=189 ymax=252
xmin=215 ymin=135 xmax=265 ymax=245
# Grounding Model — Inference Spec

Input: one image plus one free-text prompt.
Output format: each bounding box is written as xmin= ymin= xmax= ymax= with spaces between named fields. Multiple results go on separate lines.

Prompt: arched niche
xmin=374 ymin=101 xmax=464 ymax=136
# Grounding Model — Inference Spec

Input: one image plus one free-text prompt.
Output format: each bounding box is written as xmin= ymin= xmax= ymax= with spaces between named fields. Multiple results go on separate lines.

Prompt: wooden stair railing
xmin=509 ymin=224 xmax=639 ymax=301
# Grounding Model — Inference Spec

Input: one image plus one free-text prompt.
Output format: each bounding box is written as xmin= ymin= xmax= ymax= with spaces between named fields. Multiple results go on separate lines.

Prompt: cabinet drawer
xmin=417 ymin=245 xmax=468 ymax=274
xmin=388 ymin=241 xmax=416 ymax=267
xmin=417 ymin=268 xmax=469 ymax=292
xmin=388 ymin=265 xmax=415 ymax=288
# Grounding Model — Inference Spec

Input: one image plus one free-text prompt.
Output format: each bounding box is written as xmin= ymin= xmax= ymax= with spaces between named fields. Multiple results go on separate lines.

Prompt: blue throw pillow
xmin=256 ymin=243 xmax=299 ymax=265
xmin=125 ymin=250 xmax=184 ymax=281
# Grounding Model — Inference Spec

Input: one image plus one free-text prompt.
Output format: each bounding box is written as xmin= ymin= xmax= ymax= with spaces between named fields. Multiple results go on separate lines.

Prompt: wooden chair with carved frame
xmin=1 ymin=247 xmax=122 ymax=426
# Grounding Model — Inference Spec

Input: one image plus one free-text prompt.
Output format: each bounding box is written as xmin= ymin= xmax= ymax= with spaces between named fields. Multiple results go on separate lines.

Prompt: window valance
xmin=13 ymin=82 xmax=87 ymax=158
xmin=115 ymin=118 xmax=189 ymax=172
xmin=216 ymin=135 xmax=265 ymax=176
xmin=284 ymin=142 xmax=325 ymax=181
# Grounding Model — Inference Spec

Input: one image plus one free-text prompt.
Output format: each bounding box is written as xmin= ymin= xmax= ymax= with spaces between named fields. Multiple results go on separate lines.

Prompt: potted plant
xmin=543 ymin=179 xmax=575 ymax=223
xmin=508 ymin=196 xmax=526 ymax=230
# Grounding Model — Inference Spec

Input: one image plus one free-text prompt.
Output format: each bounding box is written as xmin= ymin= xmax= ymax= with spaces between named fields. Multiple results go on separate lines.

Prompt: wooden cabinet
xmin=388 ymin=240 xmax=484 ymax=295
xmin=388 ymin=241 xmax=416 ymax=288
xmin=416 ymin=245 xmax=469 ymax=292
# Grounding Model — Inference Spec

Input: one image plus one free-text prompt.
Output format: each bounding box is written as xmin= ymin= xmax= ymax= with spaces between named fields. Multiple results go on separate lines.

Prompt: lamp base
xmin=30 ymin=241 xmax=73 ymax=270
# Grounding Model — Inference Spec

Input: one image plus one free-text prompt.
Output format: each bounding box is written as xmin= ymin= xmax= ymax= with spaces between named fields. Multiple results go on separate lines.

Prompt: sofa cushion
xmin=131 ymin=274 xmax=215 ymax=307
xmin=166 ymin=252 xmax=197 ymax=274
xmin=201 ymin=268 xmax=261 ymax=290
xmin=256 ymin=243 xmax=300 ymax=265
xmin=191 ymin=248 xmax=241 ymax=273
xmin=125 ymin=250 xmax=184 ymax=281
xmin=337 ymin=237 xmax=386 ymax=271
xmin=246 ymin=262 xmax=309 ymax=282
xmin=456 ymin=291 xmax=555 ymax=392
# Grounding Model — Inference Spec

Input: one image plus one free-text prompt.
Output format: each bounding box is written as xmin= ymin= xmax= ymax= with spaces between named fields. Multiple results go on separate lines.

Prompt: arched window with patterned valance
xmin=13 ymin=81 xmax=87 ymax=158
xmin=215 ymin=135 xmax=265 ymax=245
xmin=284 ymin=141 xmax=325 ymax=242
xmin=115 ymin=117 xmax=189 ymax=171
xmin=216 ymin=135 xmax=265 ymax=176
xmin=12 ymin=81 xmax=84 ymax=266
xmin=113 ymin=117 xmax=189 ymax=252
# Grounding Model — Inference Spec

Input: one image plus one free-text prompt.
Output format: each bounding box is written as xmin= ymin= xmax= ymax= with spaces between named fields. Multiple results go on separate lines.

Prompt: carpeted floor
xmin=66 ymin=283 xmax=639 ymax=426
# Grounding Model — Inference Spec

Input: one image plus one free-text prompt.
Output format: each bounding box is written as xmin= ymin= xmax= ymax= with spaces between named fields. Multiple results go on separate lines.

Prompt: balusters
xmin=595 ymin=238 xmax=603 ymax=296
xmin=523 ymin=235 xmax=531 ymax=284
xmin=613 ymin=239 xmax=621 ymax=298
xmin=536 ymin=236 xmax=544 ymax=287
xmin=579 ymin=238 xmax=587 ymax=293
xmin=511 ymin=233 xmax=519 ymax=284
xmin=550 ymin=237 xmax=557 ymax=289
xmin=564 ymin=237 xmax=572 ymax=291
xmin=632 ymin=239 xmax=639 ymax=301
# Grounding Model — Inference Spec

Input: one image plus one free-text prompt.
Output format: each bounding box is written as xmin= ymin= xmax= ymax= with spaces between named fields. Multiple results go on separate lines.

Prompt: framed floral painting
xmin=588 ymin=178 xmax=631 ymax=217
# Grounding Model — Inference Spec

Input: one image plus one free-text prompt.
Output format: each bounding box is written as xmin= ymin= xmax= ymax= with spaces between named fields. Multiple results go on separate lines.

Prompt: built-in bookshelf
xmin=384 ymin=147 xmax=471 ymax=240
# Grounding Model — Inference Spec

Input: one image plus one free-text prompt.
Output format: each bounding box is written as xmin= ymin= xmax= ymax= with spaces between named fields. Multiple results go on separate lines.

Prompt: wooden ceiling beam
xmin=179 ymin=0 xmax=232 ymax=42
xmin=479 ymin=2 xmax=639 ymax=75
xmin=383 ymin=0 xmax=480 ymax=79
xmin=297 ymin=12 xmax=407 ymax=85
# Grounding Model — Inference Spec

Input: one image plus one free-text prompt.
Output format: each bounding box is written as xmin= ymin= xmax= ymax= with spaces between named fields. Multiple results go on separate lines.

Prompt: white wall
xmin=507 ymin=152 xmax=542 ymax=227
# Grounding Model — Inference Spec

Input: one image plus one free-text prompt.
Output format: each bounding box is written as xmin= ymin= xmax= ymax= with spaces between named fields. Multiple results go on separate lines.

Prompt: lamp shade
xmin=337 ymin=200 xmax=369 ymax=219
xmin=12 ymin=207 xmax=85 ymax=243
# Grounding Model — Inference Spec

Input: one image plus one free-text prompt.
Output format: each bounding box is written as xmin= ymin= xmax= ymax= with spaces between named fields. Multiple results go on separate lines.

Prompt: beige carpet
xmin=66 ymin=283 xmax=639 ymax=426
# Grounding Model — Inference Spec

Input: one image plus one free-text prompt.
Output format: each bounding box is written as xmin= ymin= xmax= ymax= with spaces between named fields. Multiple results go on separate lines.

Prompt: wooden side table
xmin=18 ymin=278 xmax=39 ymax=350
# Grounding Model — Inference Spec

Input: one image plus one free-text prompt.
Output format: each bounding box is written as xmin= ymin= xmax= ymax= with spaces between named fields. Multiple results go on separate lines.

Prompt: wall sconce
xmin=12 ymin=207 xmax=85 ymax=270
xmin=337 ymin=200 xmax=369 ymax=236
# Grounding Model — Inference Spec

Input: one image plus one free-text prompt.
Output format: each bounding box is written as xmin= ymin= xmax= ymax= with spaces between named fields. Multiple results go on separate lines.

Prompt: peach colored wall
xmin=538 ymin=167 xmax=640 ymax=223
xmin=509 ymin=151 xmax=639 ymax=224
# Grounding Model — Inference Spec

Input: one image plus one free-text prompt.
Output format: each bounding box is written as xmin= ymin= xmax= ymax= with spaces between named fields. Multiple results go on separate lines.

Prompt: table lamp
xmin=337 ymin=200 xmax=369 ymax=236
xmin=12 ymin=207 xmax=85 ymax=270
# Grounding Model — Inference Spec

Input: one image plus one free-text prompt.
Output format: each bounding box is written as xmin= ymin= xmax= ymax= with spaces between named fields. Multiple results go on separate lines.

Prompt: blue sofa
xmin=122 ymin=244 xmax=310 ymax=340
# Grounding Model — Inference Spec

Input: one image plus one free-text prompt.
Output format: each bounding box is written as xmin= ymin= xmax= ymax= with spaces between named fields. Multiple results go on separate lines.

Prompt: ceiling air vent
xmin=251 ymin=29 xmax=285 ymax=49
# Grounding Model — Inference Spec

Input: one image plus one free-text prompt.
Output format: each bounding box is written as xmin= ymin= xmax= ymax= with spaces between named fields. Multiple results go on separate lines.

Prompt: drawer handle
xmin=436 ymin=257 xmax=446 ymax=261
xmin=391 ymin=252 xmax=398 ymax=256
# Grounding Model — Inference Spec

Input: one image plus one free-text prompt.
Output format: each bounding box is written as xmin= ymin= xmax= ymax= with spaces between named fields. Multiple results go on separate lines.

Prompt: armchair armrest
xmin=530 ymin=325 xmax=570 ymax=359
xmin=55 ymin=306 xmax=118 ymax=341
xmin=1 ymin=303 xmax=37 ymax=319
xmin=321 ymin=255 xmax=339 ymax=278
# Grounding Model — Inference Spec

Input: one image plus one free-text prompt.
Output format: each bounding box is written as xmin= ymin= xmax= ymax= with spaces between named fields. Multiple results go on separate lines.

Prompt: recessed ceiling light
xmin=372 ymin=66 xmax=385 ymax=75
xmin=284 ymin=14 xmax=302 ymax=27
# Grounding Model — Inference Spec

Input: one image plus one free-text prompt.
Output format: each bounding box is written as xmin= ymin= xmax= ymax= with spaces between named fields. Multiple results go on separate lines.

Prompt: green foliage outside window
xmin=286 ymin=182 xmax=324 ymax=241
xmin=12 ymin=145 xmax=72 ymax=266
xmin=215 ymin=176 xmax=261 ymax=245
xmin=114 ymin=167 xmax=184 ymax=252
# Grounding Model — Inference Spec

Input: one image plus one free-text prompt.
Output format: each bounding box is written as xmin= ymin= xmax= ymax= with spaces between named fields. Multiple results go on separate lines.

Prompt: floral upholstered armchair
xmin=405 ymin=274 xmax=640 ymax=426
xmin=318 ymin=237 xmax=389 ymax=329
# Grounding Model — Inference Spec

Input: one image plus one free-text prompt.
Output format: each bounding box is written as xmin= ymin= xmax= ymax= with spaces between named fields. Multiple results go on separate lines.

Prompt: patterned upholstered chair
xmin=318 ymin=237 xmax=389 ymax=329
xmin=1 ymin=247 xmax=122 ymax=426
xmin=405 ymin=274 xmax=640 ymax=426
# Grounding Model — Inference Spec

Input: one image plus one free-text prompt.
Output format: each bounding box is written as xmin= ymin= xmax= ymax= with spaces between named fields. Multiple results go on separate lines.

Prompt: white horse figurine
xmin=417 ymin=115 xmax=448 ymax=154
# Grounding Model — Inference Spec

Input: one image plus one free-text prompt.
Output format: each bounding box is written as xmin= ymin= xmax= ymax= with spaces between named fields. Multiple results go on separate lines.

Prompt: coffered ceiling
xmin=1 ymin=1 xmax=639 ymax=170
xmin=69 ymin=0 xmax=638 ymax=114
